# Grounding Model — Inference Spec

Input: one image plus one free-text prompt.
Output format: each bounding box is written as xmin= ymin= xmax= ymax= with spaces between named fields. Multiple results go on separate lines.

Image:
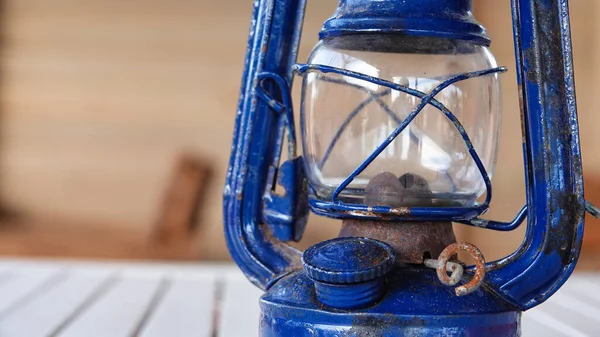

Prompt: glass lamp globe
xmin=300 ymin=35 xmax=501 ymax=207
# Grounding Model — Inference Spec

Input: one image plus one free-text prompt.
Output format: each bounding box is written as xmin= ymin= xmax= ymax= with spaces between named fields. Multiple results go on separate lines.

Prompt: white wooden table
xmin=0 ymin=259 xmax=595 ymax=336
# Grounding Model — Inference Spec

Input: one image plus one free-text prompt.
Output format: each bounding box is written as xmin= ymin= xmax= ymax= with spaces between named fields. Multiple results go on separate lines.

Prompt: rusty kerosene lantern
xmin=223 ymin=0 xmax=598 ymax=335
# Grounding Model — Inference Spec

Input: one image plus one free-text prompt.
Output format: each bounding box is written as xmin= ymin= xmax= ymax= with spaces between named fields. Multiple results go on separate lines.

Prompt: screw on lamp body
xmin=302 ymin=237 xmax=395 ymax=310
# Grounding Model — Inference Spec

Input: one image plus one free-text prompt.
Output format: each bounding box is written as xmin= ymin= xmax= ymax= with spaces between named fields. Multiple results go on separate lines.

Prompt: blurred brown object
xmin=153 ymin=154 xmax=211 ymax=244
xmin=0 ymin=153 xmax=211 ymax=261
xmin=0 ymin=216 xmax=203 ymax=261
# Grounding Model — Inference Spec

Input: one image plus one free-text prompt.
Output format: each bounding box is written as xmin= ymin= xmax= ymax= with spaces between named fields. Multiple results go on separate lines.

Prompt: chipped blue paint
xmin=320 ymin=0 xmax=490 ymax=46
xmin=223 ymin=0 xmax=307 ymax=290
xmin=224 ymin=0 xmax=586 ymax=335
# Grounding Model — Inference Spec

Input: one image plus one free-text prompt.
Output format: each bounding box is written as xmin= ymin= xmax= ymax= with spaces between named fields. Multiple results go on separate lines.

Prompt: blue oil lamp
xmin=223 ymin=0 xmax=597 ymax=335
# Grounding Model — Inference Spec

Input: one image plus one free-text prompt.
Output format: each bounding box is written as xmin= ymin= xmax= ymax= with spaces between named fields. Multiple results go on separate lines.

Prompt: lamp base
xmin=260 ymin=269 xmax=520 ymax=337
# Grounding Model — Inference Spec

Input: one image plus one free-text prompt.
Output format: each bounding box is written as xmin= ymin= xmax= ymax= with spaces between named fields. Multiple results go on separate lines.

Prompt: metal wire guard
xmin=293 ymin=63 xmax=531 ymax=229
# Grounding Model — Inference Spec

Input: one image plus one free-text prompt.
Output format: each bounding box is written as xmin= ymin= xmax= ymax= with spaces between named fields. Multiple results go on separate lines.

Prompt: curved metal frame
xmin=223 ymin=0 xmax=307 ymax=290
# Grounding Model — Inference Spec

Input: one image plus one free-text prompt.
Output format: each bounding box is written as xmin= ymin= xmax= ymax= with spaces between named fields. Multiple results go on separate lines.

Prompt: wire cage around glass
xmin=296 ymin=34 xmax=510 ymax=223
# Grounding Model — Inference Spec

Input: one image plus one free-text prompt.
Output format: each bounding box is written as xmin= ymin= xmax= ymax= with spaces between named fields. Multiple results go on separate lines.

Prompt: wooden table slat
xmin=524 ymin=309 xmax=589 ymax=337
xmin=138 ymin=274 xmax=216 ymax=337
xmin=0 ymin=265 xmax=64 ymax=317
xmin=0 ymin=268 xmax=113 ymax=337
xmin=533 ymin=290 xmax=600 ymax=336
xmin=55 ymin=273 xmax=164 ymax=337
xmin=218 ymin=274 xmax=262 ymax=337
xmin=560 ymin=276 xmax=600 ymax=301
xmin=521 ymin=315 xmax=572 ymax=337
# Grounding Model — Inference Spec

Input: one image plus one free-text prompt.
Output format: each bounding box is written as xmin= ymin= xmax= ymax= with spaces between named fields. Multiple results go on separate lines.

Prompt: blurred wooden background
xmin=0 ymin=0 xmax=596 ymax=263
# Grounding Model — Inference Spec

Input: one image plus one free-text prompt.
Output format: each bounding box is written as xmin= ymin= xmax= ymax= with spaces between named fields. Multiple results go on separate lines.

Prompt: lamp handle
xmin=483 ymin=0 xmax=585 ymax=310
xmin=223 ymin=0 xmax=307 ymax=290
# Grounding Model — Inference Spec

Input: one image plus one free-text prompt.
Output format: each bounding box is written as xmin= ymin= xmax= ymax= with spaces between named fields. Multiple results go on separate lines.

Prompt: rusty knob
xmin=436 ymin=242 xmax=486 ymax=296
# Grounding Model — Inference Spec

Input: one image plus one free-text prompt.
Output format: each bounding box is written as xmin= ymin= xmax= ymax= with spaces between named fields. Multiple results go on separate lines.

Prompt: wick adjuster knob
xmin=302 ymin=237 xmax=395 ymax=310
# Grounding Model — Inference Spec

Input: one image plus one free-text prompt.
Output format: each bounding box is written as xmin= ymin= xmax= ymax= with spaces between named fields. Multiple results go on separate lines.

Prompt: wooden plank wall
xmin=0 ymin=0 xmax=596 ymax=261
xmin=0 ymin=0 xmax=343 ymax=260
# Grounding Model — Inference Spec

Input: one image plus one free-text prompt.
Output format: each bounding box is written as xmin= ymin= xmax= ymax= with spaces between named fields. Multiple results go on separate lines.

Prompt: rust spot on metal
xmin=347 ymin=314 xmax=422 ymax=336
xmin=346 ymin=207 xmax=410 ymax=220
xmin=389 ymin=207 xmax=411 ymax=216
xmin=518 ymin=86 xmax=527 ymax=143
xmin=424 ymin=258 xmax=463 ymax=286
xmin=260 ymin=224 xmax=302 ymax=273
xmin=341 ymin=171 xmax=455 ymax=263
xmin=340 ymin=220 xmax=456 ymax=264
xmin=437 ymin=242 xmax=486 ymax=296
xmin=545 ymin=191 xmax=583 ymax=265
